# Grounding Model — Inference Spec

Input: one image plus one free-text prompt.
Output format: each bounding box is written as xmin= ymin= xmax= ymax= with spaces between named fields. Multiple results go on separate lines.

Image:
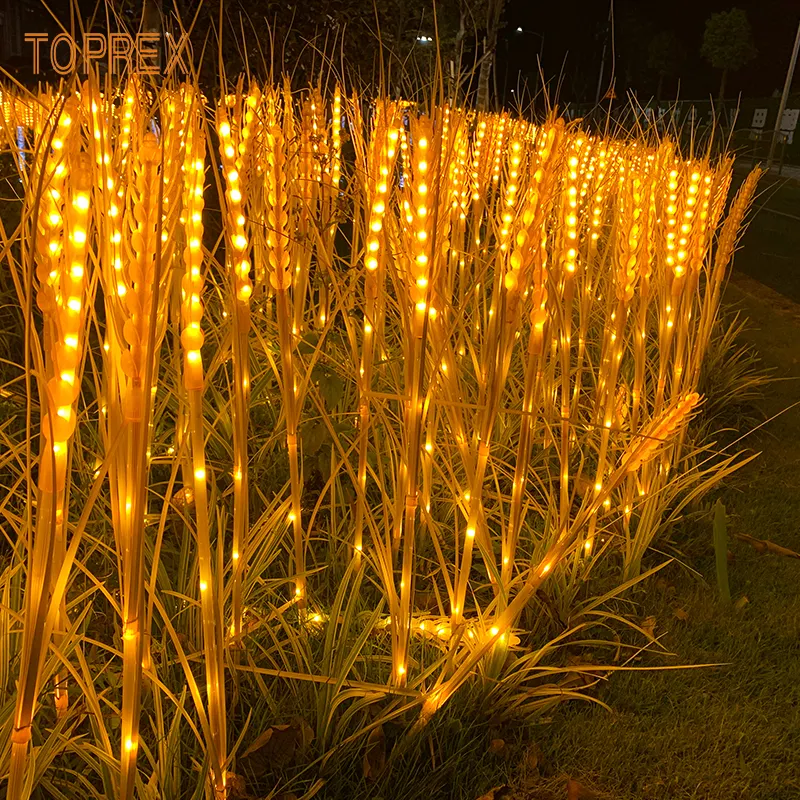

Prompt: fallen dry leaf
xmin=225 ymin=772 xmax=248 ymax=799
xmin=734 ymin=595 xmax=750 ymax=610
xmin=524 ymin=741 xmax=543 ymax=772
xmin=673 ymin=608 xmax=690 ymax=622
xmin=363 ymin=724 xmax=386 ymax=781
xmin=489 ymin=738 xmax=506 ymax=755
xmin=567 ymin=778 xmax=602 ymax=800
xmin=735 ymin=532 xmax=800 ymax=559
xmin=641 ymin=615 xmax=657 ymax=639
xmin=241 ymin=719 xmax=314 ymax=775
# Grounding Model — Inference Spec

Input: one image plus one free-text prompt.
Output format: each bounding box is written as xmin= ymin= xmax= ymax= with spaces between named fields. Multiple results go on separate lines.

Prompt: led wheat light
xmin=9 ymin=100 xmax=90 ymax=798
xmin=178 ymin=89 xmax=227 ymax=798
xmin=218 ymin=89 xmax=256 ymax=633
xmin=100 ymin=82 xmax=185 ymax=797
xmin=354 ymin=101 xmax=399 ymax=564
xmin=263 ymin=118 xmax=308 ymax=605
xmin=392 ymin=114 xmax=436 ymax=685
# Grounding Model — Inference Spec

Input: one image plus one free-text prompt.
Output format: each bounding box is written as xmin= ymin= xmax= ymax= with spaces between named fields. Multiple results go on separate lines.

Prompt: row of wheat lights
xmin=236 ymin=109 xmax=707 ymax=695
xmin=0 ymin=79 xmax=762 ymax=798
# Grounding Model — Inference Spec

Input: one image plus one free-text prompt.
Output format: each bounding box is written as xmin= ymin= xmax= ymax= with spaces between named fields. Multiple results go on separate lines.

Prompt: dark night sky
xmin=500 ymin=0 xmax=799 ymax=103
xmin=6 ymin=0 xmax=798 ymax=102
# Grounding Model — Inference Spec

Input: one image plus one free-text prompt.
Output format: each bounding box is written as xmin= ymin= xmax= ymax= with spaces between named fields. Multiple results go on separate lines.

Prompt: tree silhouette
xmin=701 ymin=7 xmax=757 ymax=102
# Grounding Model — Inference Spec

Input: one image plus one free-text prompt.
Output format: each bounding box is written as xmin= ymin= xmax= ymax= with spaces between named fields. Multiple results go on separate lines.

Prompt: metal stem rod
xmin=767 ymin=18 xmax=800 ymax=168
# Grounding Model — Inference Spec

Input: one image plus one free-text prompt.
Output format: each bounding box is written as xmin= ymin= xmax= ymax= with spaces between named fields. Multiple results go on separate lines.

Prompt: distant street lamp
xmin=504 ymin=27 xmax=544 ymax=103
xmin=514 ymin=27 xmax=544 ymax=62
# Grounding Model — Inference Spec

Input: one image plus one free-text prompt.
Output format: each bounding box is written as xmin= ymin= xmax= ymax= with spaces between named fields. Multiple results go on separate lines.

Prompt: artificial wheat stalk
xmin=114 ymin=124 xmax=176 ymax=800
xmin=354 ymin=102 xmax=399 ymax=564
xmin=586 ymin=158 xmax=642 ymax=554
xmin=503 ymin=119 xmax=563 ymax=591
xmin=630 ymin=144 xmax=660 ymax=433
xmin=9 ymin=100 xmax=90 ymax=798
xmin=452 ymin=134 xmax=525 ymax=627
xmin=625 ymin=392 xmax=702 ymax=473
xmin=692 ymin=166 xmax=760 ymax=381
xmin=312 ymin=85 xmax=343 ymax=327
xmin=217 ymin=90 xmax=256 ymax=634
xmin=263 ymin=121 xmax=307 ymax=605
xmin=392 ymin=115 xmax=436 ymax=684
xmin=667 ymin=167 xmax=706 ymax=401
xmin=179 ymin=91 xmax=227 ymax=798
xmin=556 ymin=140 xmax=581 ymax=530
